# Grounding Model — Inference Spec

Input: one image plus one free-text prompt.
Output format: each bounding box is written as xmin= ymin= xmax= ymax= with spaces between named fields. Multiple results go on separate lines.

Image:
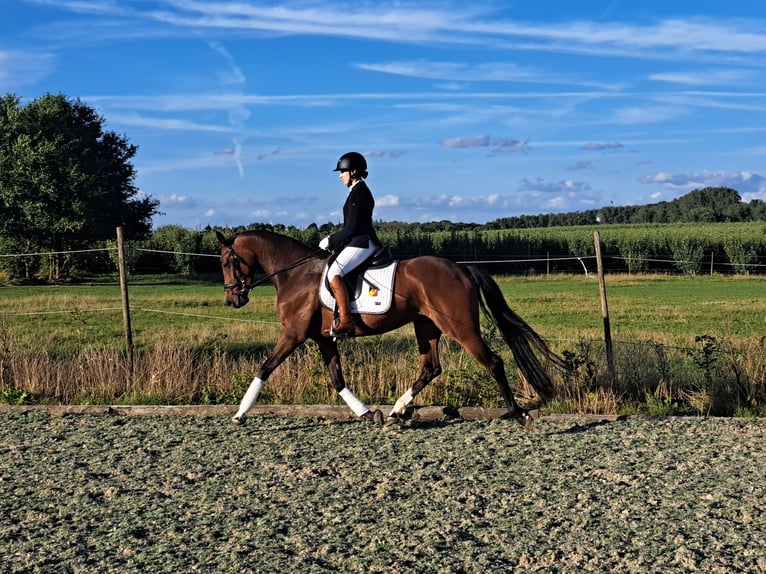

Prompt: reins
xmin=224 ymin=245 xmax=325 ymax=294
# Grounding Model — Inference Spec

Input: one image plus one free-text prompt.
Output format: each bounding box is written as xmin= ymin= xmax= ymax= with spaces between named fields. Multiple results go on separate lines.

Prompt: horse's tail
xmin=466 ymin=265 xmax=563 ymax=401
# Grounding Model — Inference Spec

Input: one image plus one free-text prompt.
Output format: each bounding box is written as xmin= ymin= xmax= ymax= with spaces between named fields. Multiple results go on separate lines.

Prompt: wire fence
xmin=1 ymin=244 xmax=764 ymax=349
xmin=3 ymin=245 xmax=766 ymax=270
xmin=2 ymin=241 xmax=765 ymax=413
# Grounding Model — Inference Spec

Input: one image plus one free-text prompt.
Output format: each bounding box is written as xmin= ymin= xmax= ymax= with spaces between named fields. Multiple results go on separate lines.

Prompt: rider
xmin=319 ymin=151 xmax=382 ymax=337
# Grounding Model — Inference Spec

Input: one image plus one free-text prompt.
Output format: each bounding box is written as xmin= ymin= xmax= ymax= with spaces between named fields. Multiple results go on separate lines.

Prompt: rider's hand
xmin=319 ymin=236 xmax=330 ymax=250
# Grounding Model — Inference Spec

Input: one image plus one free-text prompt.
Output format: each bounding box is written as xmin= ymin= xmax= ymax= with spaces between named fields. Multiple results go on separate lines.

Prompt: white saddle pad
xmin=320 ymin=261 xmax=398 ymax=314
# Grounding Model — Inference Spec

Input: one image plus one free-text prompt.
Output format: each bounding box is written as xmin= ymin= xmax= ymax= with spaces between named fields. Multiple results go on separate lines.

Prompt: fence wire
xmin=2 ymin=245 xmax=764 ymax=270
xmin=1 ymin=245 xmax=764 ymax=348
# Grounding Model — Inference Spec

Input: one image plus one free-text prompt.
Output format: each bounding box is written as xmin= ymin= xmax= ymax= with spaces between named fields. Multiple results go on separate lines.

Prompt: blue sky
xmin=3 ymin=1 xmax=766 ymax=229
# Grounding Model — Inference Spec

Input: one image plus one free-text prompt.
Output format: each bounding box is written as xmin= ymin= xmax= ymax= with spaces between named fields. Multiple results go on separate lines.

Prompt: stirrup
xmin=322 ymin=320 xmax=351 ymax=338
xmin=329 ymin=317 xmax=355 ymax=339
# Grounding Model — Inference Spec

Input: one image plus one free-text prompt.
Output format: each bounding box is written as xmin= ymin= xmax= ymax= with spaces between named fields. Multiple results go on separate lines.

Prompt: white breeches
xmin=327 ymin=244 xmax=378 ymax=280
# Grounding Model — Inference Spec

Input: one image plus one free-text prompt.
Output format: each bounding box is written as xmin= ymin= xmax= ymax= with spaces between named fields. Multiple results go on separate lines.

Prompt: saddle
xmin=320 ymin=246 xmax=398 ymax=315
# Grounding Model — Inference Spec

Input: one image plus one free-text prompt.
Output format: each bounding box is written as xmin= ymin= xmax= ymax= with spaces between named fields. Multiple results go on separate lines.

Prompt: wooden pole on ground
xmin=116 ymin=227 xmax=133 ymax=354
xmin=593 ymin=231 xmax=615 ymax=381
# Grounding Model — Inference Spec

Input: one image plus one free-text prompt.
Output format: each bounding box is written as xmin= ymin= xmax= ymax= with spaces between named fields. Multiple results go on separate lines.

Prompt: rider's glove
xmin=319 ymin=236 xmax=330 ymax=250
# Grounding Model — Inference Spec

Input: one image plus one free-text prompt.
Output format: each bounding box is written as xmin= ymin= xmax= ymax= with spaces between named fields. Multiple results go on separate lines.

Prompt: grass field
xmin=497 ymin=273 xmax=766 ymax=345
xmin=1 ymin=273 xmax=765 ymax=415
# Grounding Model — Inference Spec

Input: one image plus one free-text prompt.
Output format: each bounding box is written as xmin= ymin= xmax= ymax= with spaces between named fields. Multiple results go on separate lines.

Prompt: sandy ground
xmin=1 ymin=411 xmax=765 ymax=573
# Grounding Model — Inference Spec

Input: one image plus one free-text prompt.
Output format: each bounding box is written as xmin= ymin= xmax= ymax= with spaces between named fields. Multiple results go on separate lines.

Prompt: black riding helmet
xmin=333 ymin=151 xmax=368 ymax=177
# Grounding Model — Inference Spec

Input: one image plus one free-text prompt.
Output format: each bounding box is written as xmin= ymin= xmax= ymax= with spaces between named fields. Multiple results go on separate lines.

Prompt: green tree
xmin=144 ymin=225 xmax=200 ymax=275
xmin=0 ymin=93 xmax=159 ymax=279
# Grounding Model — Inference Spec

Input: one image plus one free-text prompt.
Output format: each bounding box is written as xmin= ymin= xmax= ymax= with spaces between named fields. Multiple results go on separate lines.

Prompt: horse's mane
xmin=236 ymin=229 xmax=315 ymax=256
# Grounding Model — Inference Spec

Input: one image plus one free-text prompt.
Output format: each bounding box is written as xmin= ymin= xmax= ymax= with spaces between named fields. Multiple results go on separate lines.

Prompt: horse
xmin=216 ymin=230 xmax=563 ymax=428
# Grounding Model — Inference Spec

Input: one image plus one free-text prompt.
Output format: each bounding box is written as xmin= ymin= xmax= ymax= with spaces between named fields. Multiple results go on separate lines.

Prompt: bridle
xmin=223 ymin=242 xmax=325 ymax=296
xmin=222 ymin=245 xmax=256 ymax=296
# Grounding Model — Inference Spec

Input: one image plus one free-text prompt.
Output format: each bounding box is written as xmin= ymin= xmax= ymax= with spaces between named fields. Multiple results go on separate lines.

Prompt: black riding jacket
xmin=328 ymin=180 xmax=381 ymax=250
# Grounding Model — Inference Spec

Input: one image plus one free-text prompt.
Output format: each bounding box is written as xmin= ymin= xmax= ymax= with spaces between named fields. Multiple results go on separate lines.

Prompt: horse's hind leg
xmin=489 ymin=352 xmax=532 ymax=428
xmin=386 ymin=318 xmax=443 ymax=426
xmin=459 ymin=335 xmax=532 ymax=428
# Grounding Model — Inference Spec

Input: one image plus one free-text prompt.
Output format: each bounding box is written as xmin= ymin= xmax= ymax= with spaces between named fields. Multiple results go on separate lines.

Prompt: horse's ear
xmin=215 ymin=231 xmax=226 ymax=245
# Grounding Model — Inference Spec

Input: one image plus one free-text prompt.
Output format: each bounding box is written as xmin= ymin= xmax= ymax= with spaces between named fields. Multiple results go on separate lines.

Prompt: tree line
xmin=486 ymin=186 xmax=766 ymax=228
xmin=2 ymin=92 xmax=766 ymax=281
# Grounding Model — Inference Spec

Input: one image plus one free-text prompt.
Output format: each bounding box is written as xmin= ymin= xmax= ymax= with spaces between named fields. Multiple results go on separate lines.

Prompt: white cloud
xmin=649 ymin=69 xmax=756 ymax=86
xmin=582 ymin=142 xmax=623 ymax=151
xmin=442 ymin=135 xmax=492 ymax=148
xmin=517 ymin=178 xmax=591 ymax=194
xmin=376 ymin=194 xmax=400 ymax=207
xmin=357 ymin=60 xmax=545 ymax=83
xmin=358 ymin=59 xmax=620 ymax=90
xmin=163 ymin=193 xmax=189 ymax=204
xmin=0 ymin=50 xmax=55 ymax=90
xmin=493 ymin=139 xmax=529 ymax=154
xmin=365 ymin=150 xmax=408 ymax=159
xmin=567 ymin=161 xmax=594 ymax=171
xmin=208 ymin=42 xmax=249 ymax=178
xmin=639 ymin=169 xmax=766 ymax=193
xmin=610 ymin=105 xmax=684 ymax=125
xmin=109 ymin=113 xmax=236 ymax=133
xmin=742 ymin=191 xmax=766 ymax=202
xmin=42 ymin=1 xmax=766 ymax=62
xmin=138 ymin=152 xmax=242 ymax=175
xmin=546 ymin=196 xmax=566 ymax=209
xmin=442 ymin=135 xmax=529 ymax=153
xmin=208 ymin=41 xmax=246 ymax=89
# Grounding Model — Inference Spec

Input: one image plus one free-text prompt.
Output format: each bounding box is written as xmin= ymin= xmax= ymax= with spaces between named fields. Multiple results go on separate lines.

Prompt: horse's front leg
xmin=315 ymin=337 xmax=383 ymax=425
xmin=231 ymin=330 xmax=304 ymax=426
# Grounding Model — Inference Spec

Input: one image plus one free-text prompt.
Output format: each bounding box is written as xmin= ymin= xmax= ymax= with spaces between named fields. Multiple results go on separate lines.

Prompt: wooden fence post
xmin=594 ymin=231 xmax=616 ymax=381
xmin=116 ymin=227 xmax=133 ymax=354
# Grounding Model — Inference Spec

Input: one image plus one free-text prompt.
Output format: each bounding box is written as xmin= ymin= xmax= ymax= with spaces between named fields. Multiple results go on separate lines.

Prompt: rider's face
xmin=339 ymin=170 xmax=353 ymax=187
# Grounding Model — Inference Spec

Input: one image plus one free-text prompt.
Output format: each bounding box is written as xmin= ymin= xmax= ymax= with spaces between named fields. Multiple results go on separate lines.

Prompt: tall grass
xmin=1 ymin=274 xmax=765 ymax=415
xmin=1 ymin=328 xmax=764 ymax=416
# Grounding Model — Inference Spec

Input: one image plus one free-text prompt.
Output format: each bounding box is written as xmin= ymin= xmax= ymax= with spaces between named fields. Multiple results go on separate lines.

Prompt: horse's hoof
xmin=362 ymin=409 xmax=384 ymax=425
xmin=230 ymin=416 xmax=243 ymax=427
xmin=383 ymin=416 xmax=399 ymax=431
xmin=519 ymin=412 xmax=533 ymax=430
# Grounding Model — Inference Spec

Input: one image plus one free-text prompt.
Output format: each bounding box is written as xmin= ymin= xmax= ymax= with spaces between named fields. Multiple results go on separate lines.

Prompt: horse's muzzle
xmin=225 ymin=292 xmax=249 ymax=308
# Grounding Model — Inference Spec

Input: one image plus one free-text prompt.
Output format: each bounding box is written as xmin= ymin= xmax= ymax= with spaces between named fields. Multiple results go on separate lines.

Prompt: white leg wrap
xmin=390 ymin=387 xmax=414 ymax=417
xmin=339 ymin=387 xmax=370 ymax=417
xmin=233 ymin=377 xmax=264 ymax=420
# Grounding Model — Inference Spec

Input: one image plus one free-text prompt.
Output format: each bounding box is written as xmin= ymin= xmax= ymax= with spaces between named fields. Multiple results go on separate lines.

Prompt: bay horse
xmin=216 ymin=230 xmax=562 ymax=428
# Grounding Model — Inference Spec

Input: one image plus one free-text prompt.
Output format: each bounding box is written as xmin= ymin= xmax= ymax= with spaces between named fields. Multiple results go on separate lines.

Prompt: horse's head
xmin=216 ymin=231 xmax=255 ymax=308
